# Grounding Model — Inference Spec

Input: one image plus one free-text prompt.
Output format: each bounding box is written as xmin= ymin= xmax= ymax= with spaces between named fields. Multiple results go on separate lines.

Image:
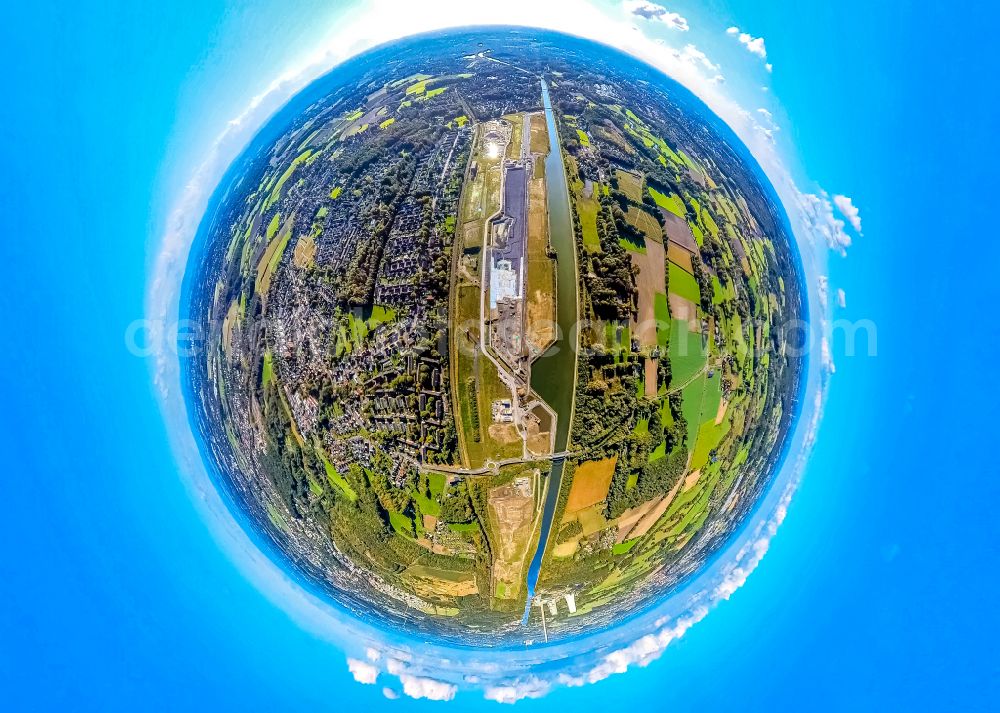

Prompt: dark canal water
xmin=522 ymin=78 xmax=578 ymax=625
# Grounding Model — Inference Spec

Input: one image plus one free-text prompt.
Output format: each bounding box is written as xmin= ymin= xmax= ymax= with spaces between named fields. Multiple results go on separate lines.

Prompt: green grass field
xmin=261 ymin=350 xmax=273 ymax=387
xmin=389 ymin=512 xmax=415 ymax=537
xmin=428 ymin=472 xmax=446 ymax=497
xmin=266 ymin=149 xmax=313 ymax=209
xmin=688 ymin=375 xmax=726 ymax=469
xmin=612 ymin=539 xmax=640 ymax=555
xmin=413 ymin=489 xmax=441 ymax=517
xmin=619 ymin=235 xmax=646 ymax=253
xmin=316 ymin=447 xmax=358 ymax=502
xmin=654 ymin=292 xmax=670 ymax=348
xmin=680 ymin=376 xmax=706 ymax=450
xmin=669 ymin=319 xmax=707 ymax=387
xmin=668 ymin=261 xmax=700 ymax=304
xmin=577 ymin=194 xmax=600 ymax=252
xmin=648 ymin=187 xmax=686 ymax=218
xmin=690 ymin=417 xmax=730 ymax=471
xmin=266 ymin=213 xmax=280 ymax=239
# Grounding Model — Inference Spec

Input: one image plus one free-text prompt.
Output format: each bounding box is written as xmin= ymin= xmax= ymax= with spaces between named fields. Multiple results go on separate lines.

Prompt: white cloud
xmin=397 ymin=675 xmax=457 ymax=701
xmin=793 ymin=188 xmax=853 ymax=256
xmin=624 ymin=1 xmax=689 ymax=30
xmin=821 ymin=336 xmax=835 ymax=374
xmin=484 ymin=677 xmax=552 ymax=704
xmin=386 ymin=658 xmax=458 ymax=701
xmin=667 ymin=43 xmax=721 ymax=76
xmin=727 ymin=25 xmax=768 ymax=62
xmin=833 ymin=194 xmax=863 ymax=234
xmin=347 ymin=658 xmax=379 ymax=685
xmin=382 ymin=687 xmax=399 ymax=700
xmin=836 ymin=288 xmax=846 ymax=308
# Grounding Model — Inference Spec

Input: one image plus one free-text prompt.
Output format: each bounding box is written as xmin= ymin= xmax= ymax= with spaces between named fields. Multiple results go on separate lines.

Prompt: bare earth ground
xmin=525 ymin=403 xmax=553 ymax=456
xmin=715 ymin=397 xmax=729 ymax=425
xmin=488 ymin=476 xmax=537 ymax=598
xmin=488 ymin=422 xmax=521 ymax=445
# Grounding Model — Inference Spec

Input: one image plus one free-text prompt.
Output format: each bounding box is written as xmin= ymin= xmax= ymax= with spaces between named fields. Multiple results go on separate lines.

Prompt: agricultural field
xmin=615 ymin=169 xmax=644 ymax=202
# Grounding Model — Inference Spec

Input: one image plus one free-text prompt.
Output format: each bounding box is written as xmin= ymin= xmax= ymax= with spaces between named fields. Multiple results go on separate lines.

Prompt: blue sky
xmin=1 ymin=0 xmax=997 ymax=709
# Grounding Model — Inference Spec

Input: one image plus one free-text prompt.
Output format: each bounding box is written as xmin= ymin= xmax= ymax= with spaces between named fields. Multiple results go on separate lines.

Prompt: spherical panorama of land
xmin=186 ymin=27 xmax=806 ymax=646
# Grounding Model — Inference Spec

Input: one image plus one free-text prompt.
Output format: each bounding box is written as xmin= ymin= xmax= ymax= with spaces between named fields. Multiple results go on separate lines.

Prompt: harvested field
xmin=667 ymin=242 xmax=693 ymax=273
xmin=255 ymin=214 xmax=294 ymax=301
xmin=631 ymin=238 xmax=666 ymax=349
xmin=626 ymin=205 xmax=663 ymax=243
xmin=553 ymin=538 xmax=581 ymax=558
xmin=628 ymin=477 xmax=683 ymax=540
xmin=526 ymin=175 xmax=556 ymax=354
xmin=668 ymin=292 xmax=699 ymax=330
xmin=565 ymin=456 xmax=617 ymax=514
xmin=615 ymin=496 xmax=664 ymax=542
xmin=616 ymin=169 xmax=643 ymax=202
xmin=529 ymin=112 xmax=549 ymax=155
xmin=293 ymin=233 xmax=316 ymax=268
xmin=403 ymin=564 xmax=478 ymax=598
xmin=662 ymin=211 xmax=698 ymax=252
xmin=577 ymin=504 xmax=608 ymax=536
xmin=644 ymin=358 xmax=658 ymax=398
xmin=682 ymin=469 xmax=701 ymax=492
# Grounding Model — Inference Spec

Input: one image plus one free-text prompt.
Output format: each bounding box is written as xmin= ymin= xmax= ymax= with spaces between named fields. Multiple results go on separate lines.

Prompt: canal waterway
xmin=522 ymin=78 xmax=579 ymax=625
